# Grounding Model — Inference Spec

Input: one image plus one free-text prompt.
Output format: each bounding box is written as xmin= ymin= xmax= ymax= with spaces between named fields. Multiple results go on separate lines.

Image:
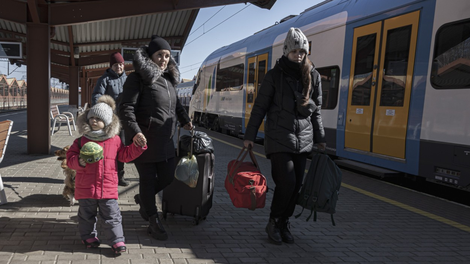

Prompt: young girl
xmin=66 ymin=95 xmax=147 ymax=255
xmin=243 ymin=27 xmax=326 ymax=245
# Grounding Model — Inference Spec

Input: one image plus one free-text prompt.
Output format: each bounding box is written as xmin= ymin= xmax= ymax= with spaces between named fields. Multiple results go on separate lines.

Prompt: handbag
xmin=225 ymin=147 xmax=267 ymax=210
xmin=179 ymin=131 xmax=214 ymax=155
xmin=293 ymin=90 xmax=317 ymax=117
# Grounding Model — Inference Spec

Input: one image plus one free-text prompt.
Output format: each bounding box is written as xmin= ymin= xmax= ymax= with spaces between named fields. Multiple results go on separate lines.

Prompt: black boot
xmin=118 ymin=171 xmax=129 ymax=186
xmin=265 ymin=218 xmax=282 ymax=245
xmin=279 ymin=218 xmax=294 ymax=244
xmin=148 ymin=213 xmax=168 ymax=241
xmin=134 ymin=194 xmax=149 ymax=221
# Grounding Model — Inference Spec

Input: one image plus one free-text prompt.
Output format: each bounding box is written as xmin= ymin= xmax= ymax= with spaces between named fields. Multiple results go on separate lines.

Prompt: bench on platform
xmin=0 ymin=119 xmax=13 ymax=205
xmin=50 ymin=105 xmax=76 ymax=136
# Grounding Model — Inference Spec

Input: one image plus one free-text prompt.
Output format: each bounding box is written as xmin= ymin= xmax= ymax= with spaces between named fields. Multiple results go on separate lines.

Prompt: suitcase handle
xmin=177 ymin=125 xmax=195 ymax=157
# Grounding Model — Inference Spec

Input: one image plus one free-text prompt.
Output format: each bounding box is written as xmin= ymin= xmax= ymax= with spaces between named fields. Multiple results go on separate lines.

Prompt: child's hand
xmin=133 ymin=141 xmax=147 ymax=148
xmin=79 ymin=158 xmax=86 ymax=167
xmin=133 ymin=133 xmax=147 ymax=147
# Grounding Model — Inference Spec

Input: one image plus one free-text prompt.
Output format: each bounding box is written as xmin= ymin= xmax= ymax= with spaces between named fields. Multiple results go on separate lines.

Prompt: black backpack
xmin=295 ymin=151 xmax=342 ymax=225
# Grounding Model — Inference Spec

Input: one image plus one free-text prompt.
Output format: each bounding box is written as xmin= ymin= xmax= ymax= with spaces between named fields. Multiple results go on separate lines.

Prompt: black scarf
xmin=279 ymin=55 xmax=302 ymax=81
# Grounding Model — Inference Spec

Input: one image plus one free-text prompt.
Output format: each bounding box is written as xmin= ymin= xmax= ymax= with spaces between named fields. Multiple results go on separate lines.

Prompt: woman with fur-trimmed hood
xmin=119 ymin=35 xmax=193 ymax=241
xmin=67 ymin=95 xmax=147 ymax=255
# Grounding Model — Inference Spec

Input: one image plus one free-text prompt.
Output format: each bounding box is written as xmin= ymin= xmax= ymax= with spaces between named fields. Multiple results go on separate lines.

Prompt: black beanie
xmin=147 ymin=35 xmax=171 ymax=57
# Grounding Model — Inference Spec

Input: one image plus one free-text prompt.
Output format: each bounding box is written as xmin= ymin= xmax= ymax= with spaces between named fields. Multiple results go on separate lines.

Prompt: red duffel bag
xmin=225 ymin=146 xmax=267 ymax=210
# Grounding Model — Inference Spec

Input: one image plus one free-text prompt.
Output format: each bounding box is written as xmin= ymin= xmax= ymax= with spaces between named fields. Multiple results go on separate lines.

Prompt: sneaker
xmin=112 ymin=242 xmax=126 ymax=256
xmin=82 ymin=237 xmax=100 ymax=248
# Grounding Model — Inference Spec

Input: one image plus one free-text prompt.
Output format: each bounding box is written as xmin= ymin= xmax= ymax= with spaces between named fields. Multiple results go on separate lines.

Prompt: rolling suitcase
xmin=162 ymin=128 xmax=215 ymax=225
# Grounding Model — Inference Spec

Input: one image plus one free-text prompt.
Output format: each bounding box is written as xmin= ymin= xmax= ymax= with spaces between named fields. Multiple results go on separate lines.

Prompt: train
xmin=176 ymin=80 xmax=195 ymax=113
xmin=188 ymin=0 xmax=470 ymax=190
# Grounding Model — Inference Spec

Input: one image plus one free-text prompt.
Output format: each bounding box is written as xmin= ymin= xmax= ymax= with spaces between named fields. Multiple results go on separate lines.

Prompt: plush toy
xmin=80 ymin=142 xmax=104 ymax=164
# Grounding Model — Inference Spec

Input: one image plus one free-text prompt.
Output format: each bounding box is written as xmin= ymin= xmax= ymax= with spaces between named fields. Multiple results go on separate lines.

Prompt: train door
xmin=244 ymin=53 xmax=268 ymax=131
xmin=345 ymin=11 xmax=419 ymax=159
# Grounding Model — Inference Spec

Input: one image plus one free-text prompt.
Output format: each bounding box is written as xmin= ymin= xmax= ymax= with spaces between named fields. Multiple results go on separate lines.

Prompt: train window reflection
xmin=216 ymin=63 xmax=244 ymax=92
xmin=317 ymin=66 xmax=340 ymax=110
xmin=380 ymin=25 xmax=411 ymax=107
xmin=431 ymin=19 xmax=470 ymax=89
xmin=351 ymin=34 xmax=377 ymax=106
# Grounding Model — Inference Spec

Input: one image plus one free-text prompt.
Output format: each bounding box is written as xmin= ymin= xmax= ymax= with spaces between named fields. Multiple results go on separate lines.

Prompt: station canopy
xmin=0 ymin=0 xmax=276 ymax=83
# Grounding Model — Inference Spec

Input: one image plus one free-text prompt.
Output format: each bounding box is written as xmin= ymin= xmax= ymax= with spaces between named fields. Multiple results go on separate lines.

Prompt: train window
xmin=351 ymin=34 xmax=377 ymax=105
xmin=379 ymin=25 xmax=411 ymax=107
xmin=317 ymin=66 xmax=340 ymax=109
xmin=216 ymin=63 xmax=244 ymax=92
xmin=431 ymin=19 xmax=470 ymax=89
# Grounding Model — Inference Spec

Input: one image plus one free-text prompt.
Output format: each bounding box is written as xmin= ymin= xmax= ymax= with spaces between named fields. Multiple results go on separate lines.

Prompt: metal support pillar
xmin=69 ymin=66 xmax=79 ymax=107
xmin=26 ymin=23 xmax=50 ymax=154
xmin=80 ymin=70 xmax=86 ymax=108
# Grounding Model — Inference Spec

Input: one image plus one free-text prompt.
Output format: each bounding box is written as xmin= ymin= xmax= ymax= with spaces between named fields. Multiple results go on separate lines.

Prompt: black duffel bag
xmin=179 ymin=130 xmax=214 ymax=155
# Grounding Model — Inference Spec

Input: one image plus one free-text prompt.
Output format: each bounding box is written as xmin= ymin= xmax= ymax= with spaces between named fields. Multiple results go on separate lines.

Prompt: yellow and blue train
xmin=189 ymin=0 xmax=470 ymax=190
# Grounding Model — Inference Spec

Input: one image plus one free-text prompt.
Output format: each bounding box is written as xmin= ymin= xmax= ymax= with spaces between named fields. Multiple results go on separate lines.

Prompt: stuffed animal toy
xmin=80 ymin=142 xmax=104 ymax=164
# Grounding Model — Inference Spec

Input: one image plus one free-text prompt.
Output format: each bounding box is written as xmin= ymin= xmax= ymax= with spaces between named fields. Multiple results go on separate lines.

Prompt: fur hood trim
xmin=77 ymin=109 xmax=121 ymax=138
xmin=133 ymin=47 xmax=180 ymax=86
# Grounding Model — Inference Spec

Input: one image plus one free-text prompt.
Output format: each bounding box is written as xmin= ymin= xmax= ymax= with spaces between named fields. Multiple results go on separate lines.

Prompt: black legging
xmin=134 ymin=158 xmax=176 ymax=217
xmin=269 ymin=152 xmax=308 ymax=219
xmin=117 ymin=129 xmax=125 ymax=175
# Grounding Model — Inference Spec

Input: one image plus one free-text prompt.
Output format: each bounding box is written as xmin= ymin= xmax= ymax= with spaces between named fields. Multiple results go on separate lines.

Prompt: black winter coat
xmin=119 ymin=47 xmax=190 ymax=163
xmin=244 ymin=58 xmax=326 ymax=157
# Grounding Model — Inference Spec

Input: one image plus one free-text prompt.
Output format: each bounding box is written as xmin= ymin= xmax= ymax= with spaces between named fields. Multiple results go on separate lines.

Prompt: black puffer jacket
xmin=244 ymin=57 xmax=325 ymax=157
xmin=119 ymin=47 xmax=190 ymax=163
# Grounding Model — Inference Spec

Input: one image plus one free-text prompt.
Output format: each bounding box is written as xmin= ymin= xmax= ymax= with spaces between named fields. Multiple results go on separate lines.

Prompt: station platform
xmin=0 ymin=108 xmax=469 ymax=263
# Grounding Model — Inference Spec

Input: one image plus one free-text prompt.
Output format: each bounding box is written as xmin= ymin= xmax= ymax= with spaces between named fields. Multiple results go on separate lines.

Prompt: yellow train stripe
xmin=212 ymin=136 xmax=470 ymax=233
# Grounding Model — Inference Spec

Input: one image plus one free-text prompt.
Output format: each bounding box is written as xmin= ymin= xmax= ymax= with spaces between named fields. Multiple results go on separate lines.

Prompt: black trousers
xmin=134 ymin=158 xmax=176 ymax=217
xmin=269 ymin=152 xmax=308 ymax=219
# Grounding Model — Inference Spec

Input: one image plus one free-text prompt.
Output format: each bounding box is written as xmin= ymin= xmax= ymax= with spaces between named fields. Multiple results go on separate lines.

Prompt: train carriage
xmin=189 ymin=0 xmax=470 ymax=190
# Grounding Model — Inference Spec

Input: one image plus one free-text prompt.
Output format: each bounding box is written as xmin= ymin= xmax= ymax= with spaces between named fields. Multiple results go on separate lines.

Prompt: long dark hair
xmin=301 ymin=56 xmax=313 ymax=105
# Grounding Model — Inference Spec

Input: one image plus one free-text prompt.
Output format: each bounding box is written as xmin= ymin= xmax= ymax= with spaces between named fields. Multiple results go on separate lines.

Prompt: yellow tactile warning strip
xmin=212 ymin=136 xmax=470 ymax=234
xmin=343 ymin=183 xmax=470 ymax=233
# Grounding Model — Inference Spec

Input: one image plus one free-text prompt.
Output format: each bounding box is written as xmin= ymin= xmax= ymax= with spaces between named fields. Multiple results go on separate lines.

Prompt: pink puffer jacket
xmin=67 ymin=136 xmax=146 ymax=200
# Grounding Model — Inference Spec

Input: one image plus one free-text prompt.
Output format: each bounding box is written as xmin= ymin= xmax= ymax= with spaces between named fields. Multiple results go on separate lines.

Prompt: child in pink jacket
xmin=67 ymin=95 xmax=147 ymax=255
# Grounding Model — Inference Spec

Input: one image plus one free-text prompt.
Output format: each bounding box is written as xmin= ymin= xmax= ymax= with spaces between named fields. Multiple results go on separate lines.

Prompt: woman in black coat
xmin=119 ymin=35 xmax=193 ymax=241
xmin=243 ymin=27 xmax=326 ymax=245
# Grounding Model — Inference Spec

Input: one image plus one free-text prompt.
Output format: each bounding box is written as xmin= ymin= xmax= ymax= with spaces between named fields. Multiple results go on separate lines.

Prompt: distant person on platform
xmin=91 ymin=52 xmax=129 ymax=186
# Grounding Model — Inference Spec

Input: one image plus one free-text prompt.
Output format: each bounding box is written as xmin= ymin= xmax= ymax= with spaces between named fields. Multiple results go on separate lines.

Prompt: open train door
xmin=345 ymin=11 xmax=420 ymax=159
xmin=244 ymin=53 xmax=268 ymax=132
